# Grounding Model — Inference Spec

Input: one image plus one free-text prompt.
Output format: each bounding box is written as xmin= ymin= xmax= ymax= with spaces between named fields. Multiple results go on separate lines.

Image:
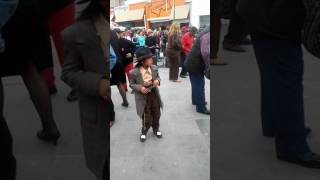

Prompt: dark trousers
xmin=180 ymin=52 xmax=188 ymax=75
xmin=167 ymin=49 xmax=180 ymax=81
xmin=224 ymin=11 xmax=248 ymax=44
xmin=141 ymin=90 xmax=161 ymax=134
xmin=213 ymin=1 xmax=221 ymax=58
xmin=0 ymin=80 xmax=16 ymax=180
xmin=251 ymin=32 xmax=310 ymax=156
xmin=189 ymin=73 xmax=206 ymax=111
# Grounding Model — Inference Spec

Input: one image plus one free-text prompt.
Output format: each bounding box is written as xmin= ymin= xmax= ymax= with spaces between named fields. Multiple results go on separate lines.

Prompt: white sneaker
xmin=154 ymin=131 xmax=163 ymax=138
xmin=140 ymin=134 xmax=146 ymax=142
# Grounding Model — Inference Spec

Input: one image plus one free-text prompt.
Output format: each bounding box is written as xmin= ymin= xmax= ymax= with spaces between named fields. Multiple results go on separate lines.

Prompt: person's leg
xmin=0 ymin=79 xmax=16 ymax=180
xmin=169 ymin=56 xmax=174 ymax=80
xmin=180 ymin=52 xmax=187 ymax=77
xmin=141 ymin=94 xmax=152 ymax=141
xmin=251 ymin=34 xmax=276 ymax=137
xmin=190 ymin=74 xmax=207 ymax=112
xmin=123 ymin=63 xmax=134 ymax=91
xmin=223 ymin=11 xmax=249 ymax=52
xmin=171 ymin=54 xmax=180 ymax=81
xmin=151 ymin=90 xmax=161 ymax=133
xmin=21 ymin=63 xmax=60 ymax=144
xmin=251 ymin=33 xmax=310 ymax=156
xmin=117 ymin=83 xmax=128 ymax=107
xmin=41 ymin=67 xmax=57 ymax=94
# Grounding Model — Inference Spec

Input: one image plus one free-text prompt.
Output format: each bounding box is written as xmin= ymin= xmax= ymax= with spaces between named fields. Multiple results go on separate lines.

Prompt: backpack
xmin=302 ymin=0 xmax=320 ymax=58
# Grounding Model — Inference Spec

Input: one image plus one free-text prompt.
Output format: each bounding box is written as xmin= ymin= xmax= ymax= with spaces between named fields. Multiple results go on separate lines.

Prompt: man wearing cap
xmin=129 ymin=47 xmax=163 ymax=142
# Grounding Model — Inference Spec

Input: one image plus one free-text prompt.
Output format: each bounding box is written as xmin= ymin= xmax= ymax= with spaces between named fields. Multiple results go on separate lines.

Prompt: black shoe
xmin=277 ymin=152 xmax=320 ymax=168
xmin=153 ymin=130 xmax=163 ymax=138
xmin=197 ymin=108 xmax=210 ymax=115
xmin=180 ymin=74 xmax=187 ymax=78
xmin=49 ymin=86 xmax=58 ymax=95
xmin=37 ymin=129 xmax=60 ymax=146
xmin=223 ymin=42 xmax=246 ymax=52
xmin=140 ymin=134 xmax=146 ymax=142
xmin=67 ymin=90 xmax=78 ymax=102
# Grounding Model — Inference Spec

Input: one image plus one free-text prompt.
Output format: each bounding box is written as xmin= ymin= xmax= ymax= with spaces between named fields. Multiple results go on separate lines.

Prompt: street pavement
xmin=2 ymin=45 xmax=210 ymax=179
xmin=212 ymin=24 xmax=320 ymax=180
xmin=110 ymin=67 xmax=210 ymax=180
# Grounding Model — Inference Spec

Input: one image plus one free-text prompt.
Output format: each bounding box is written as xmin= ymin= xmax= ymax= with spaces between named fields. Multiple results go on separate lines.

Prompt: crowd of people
xmin=0 ymin=0 xmax=211 ymax=180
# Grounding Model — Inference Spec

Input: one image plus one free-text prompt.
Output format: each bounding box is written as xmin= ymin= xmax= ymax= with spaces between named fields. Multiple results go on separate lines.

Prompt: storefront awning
xmin=170 ymin=4 xmax=190 ymax=20
xmin=115 ymin=9 xmax=145 ymax=23
xmin=148 ymin=16 xmax=171 ymax=23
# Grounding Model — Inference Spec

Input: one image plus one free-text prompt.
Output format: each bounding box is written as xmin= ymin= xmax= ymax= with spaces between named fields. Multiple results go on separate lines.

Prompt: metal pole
xmin=173 ymin=0 xmax=176 ymax=22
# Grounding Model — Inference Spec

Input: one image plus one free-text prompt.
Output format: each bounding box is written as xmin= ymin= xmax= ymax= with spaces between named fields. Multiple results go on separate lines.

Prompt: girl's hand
xmin=140 ymin=86 xmax=149 ymax=94
xmin=153 ymin=80 xmax=160 ymax=87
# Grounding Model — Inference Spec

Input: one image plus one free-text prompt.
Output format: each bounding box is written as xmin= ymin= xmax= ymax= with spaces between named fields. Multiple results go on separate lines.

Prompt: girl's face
xmin=143 ymin=57 xmax=153 ymax=67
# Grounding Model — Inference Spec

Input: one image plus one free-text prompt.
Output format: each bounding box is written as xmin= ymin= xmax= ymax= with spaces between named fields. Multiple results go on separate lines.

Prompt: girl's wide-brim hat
xmin=135 ymin=47 xmax=153 ymax=63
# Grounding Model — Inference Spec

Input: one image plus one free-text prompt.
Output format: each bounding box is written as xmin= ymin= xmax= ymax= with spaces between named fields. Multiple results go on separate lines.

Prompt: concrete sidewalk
xmin=2 ymin=64 xmax=210 ymax=180
xmin=110 ymin=68 xmax=210 ymax=180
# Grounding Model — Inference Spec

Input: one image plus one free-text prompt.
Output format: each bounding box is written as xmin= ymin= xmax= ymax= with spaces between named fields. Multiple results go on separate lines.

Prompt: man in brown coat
xmin=61 ymin=0 xmax=111 ymax=179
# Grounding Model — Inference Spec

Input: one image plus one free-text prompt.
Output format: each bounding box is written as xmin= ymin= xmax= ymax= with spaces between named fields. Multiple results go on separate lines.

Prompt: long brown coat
xmin=61 ymin=17 xmax=110 ymax=180
xmin=129 ymin=65 xmax=163 ymax=118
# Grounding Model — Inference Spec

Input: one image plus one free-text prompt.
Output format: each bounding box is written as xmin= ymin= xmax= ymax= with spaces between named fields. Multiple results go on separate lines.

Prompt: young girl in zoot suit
xmin=129 ymin=47 xmax=163 ymax=142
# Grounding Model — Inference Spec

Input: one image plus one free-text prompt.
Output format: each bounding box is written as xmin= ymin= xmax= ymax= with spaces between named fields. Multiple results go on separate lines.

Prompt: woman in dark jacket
xmin=166 ymin=22 xmax=182 ymax=82
xmin=110 ymin=29 xmax=129 ymax=107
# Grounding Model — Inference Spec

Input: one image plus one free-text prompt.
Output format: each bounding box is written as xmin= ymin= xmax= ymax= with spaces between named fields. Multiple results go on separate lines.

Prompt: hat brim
xmin=135 ymin=53 xmax=154 ymax=63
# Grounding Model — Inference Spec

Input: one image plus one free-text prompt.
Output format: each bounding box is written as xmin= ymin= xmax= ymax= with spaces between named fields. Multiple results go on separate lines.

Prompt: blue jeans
xmin=189 ymin=73 xmax=206 ymax=111
xmin=0 ymin=0 xmax=19 ymax=53
xmin=251 ymin=32 xmax=310 ymax=156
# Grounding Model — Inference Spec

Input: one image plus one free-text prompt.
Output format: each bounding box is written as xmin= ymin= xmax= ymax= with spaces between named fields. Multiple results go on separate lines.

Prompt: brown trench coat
xmin=61 ymin=17 xmax=110 ymax=180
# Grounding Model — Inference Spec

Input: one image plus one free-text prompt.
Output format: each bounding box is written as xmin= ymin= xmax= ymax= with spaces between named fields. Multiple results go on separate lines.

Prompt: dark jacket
xmin=184 ymin=30 xmax=209 ymax=75
xmin=237 ymin=0 xmax=305 ymax=44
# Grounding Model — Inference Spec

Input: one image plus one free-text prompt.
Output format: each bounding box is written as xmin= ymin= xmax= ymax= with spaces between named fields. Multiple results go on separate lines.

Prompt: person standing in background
xmin=137 ymin=31 xmax=146 ymax=47
xmin=184 ymin=26 xmax=210 ymax=115
xmin=180 ymin=26 xmax=197 ymax=78
xmin=238 ymin=0 xmax=320 ymax=168
xmin=111 ymin=29 xmax=129 ymax=107
xmin=166 ymin=23 xmax=182 ymax=82
xmin=118 ymin=28 xmax=135 ymax=91
xmin=42 ymin=1 xmax=76 ymax=98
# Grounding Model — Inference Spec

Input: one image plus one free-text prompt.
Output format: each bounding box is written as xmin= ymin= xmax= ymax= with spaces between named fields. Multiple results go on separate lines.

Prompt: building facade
xmin=114 ymin=0 xmax=190 ymax=29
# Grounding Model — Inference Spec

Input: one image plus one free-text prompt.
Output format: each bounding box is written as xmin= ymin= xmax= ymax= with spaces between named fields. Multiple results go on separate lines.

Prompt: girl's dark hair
xmin=78 ymin=0 xmax=107 ymax=20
